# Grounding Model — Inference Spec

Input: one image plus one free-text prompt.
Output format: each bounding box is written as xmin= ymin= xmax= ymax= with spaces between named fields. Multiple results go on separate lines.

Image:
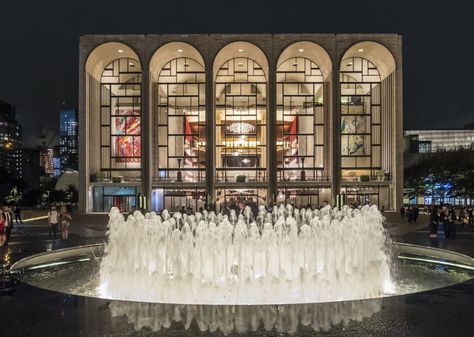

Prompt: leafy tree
xmin=404 ymin=146 xmax=474 ymax=203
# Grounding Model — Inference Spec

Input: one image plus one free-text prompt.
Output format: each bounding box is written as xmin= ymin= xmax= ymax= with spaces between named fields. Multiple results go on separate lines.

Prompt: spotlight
xmin=178 ymin=49 xmax=183 ymax=53
xmin=118 ymin=49 xmax=123 ymax=53
xmin=238 ymin=49 xmax=244 ymax=52
xmin=298 ymin=48 xmax=304 ymax=52
xmin=358 ymin=48 xmax=364 ymax=52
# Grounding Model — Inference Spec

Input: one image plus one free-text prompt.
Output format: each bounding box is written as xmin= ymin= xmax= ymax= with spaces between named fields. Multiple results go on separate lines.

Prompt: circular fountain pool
xmin=10 ymin=242 xmax=474 ymax=304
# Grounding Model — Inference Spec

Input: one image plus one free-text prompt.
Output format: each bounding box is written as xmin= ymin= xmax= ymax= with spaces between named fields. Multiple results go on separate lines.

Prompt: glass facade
xmin=340 ymin=57 xmax=382 ymax=182
xmin=154 ymin=57 xmax=206 ymax=182
xmin=82 ymin=37 xmax=401 ymax=213
xmin=276 ymin=57 xmax=325 ymax=181
xmin=405 ymin=130 xmax=474 ymax=152
xmin=215 ymin=57 xmax=267 ymax=182
xmin=100 ymin=58 xmax=142 ymax=175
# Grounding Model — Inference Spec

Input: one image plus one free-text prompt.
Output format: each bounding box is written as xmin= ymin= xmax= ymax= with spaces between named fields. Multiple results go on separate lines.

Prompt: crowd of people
xmin=400 ymin=204 xmax=474 ymax=240
xmin=47 ymin=205 xmax=72 ymax=240
xmin=0 ymin=204 xmax=23 ymax=247
xmin=399 ymin=205 xmax=420 ymax=223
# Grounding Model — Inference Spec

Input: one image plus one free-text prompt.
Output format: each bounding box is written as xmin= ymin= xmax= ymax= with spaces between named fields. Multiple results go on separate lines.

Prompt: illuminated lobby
xmin=78 ymin=34 xmax=403 ymax=213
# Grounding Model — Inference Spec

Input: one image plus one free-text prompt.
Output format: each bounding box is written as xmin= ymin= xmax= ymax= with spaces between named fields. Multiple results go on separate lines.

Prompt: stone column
xmin=394 ymin=36 xmax=404 ymax=210
xmin=78 ymin=46 xmax=88 ymax=213
xmin=267 ymin=58 xmax=277 ymax=206
xmin=205 ymin=58 xmax=215 ymax=206
xmin=141 ymin=61 xmax=152 ymax=210
xmin=331 ymin=62 xmax=341 ymax=206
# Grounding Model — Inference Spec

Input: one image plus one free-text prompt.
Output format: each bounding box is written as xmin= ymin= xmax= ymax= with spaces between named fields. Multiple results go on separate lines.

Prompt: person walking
xmin=14 ymin=205 xmax=22 ymax=224
xmin=48 ymin=206 xmax=59 ymax=239
xmin=429 ymin=205 xmax=439 ymax=239
xmin=3 ymin=205 xmax=13 ymax=244
xmin=59 ymin=206 xmax=72 ymax=240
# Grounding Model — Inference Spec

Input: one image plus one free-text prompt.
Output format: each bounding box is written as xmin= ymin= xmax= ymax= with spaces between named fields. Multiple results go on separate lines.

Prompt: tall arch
xmin=213 ymin=42 xmax=269 ymax=208
xmin=149 ymin=42 xmax=206 ymax=211
xmin=339 ymin=41 xmax=396 ymax=208
xmin=84 ymin=42 xmax=143 ymax=212
xmin=275 ymin=42 xmax=332 ymax=206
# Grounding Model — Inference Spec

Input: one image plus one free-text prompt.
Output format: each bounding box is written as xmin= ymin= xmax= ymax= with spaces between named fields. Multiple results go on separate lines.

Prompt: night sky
xmin=1 ymin=0 xmax=473 ymax=147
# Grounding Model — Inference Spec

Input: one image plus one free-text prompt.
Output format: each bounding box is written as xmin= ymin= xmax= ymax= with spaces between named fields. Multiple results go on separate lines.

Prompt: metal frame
xmin=154 ymin=57 xmax=206 ymax=183
xmin=215 ymin=57 xmax=267 ymax=183
xmin=276 ymin=56 xmax=325 ymax=182
xmin=339 ymin=57 xmax=382 ymax=181
xmin=99 ymin=57 xmax=142 ymax=176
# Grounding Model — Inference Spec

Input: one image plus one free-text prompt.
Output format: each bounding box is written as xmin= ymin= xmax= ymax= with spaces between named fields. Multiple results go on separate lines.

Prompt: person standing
xmin=413 ymin=206 xmax=419 ymax=223
xmin=48 ymin=206 xmax=59 ymax=239
xmin=0 ymin=208 xmax=6 ymax=246
xmin=14 ymin=205 xmax=22 ymax=224
xmin=59 ymin=206 xmax=72 ymax=240
xmin=447 ymin=206 xmax=456 ymax=239
xmin=3 ymin=205 xmax=13 ymax=244
xmin=400 ymin=206 xmax=405 ymax=221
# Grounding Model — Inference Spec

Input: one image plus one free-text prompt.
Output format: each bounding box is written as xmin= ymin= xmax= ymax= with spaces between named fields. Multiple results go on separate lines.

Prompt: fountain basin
xmin=10 ymin=243 xmax=474 ymax=305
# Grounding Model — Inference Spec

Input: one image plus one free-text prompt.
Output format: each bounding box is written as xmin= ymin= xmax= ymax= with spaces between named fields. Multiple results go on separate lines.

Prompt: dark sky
xmin=1 ymin=0 xmax=473 ymax=146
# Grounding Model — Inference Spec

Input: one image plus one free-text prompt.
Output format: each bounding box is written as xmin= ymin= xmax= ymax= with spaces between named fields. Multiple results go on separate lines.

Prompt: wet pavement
xmin=0 ymin=219 xmax=473 ymax=337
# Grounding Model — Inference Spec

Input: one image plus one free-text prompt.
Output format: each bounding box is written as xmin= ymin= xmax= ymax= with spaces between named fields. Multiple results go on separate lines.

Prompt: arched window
xmin=155 ymin=57 xmax=206 ymax=182
xmin=276 ymin=57 xmax=325 ymax=181
xmin=340 ymin=57 xmax=381 ymax=181
xmin=215 ymin=57 xmax=267 ymax=182
xmin=100 ymin=57 xmax=142 ymax=173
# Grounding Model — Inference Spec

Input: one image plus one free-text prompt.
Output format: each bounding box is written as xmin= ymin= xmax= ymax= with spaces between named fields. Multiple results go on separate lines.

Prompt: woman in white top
xmin=59 ymin=206 xmax=72 ymax=239
xmin=48 ymin=206 xmax=59 ymax=239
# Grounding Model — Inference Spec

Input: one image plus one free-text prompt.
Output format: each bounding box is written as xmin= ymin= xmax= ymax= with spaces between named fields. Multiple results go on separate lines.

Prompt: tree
xmin=404 ymin=146 xmax=474 ymax=203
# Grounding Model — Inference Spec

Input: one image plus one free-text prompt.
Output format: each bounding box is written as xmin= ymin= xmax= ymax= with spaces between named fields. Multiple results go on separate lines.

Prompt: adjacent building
xmin=21 ymin=148 xmax=41 ymax=190
xmin=0 ymin=100 xmax=22 ymax=178
xmin=79 ymin=34 xmax=403 ymax=213
xmin=59 ymin=108 xmax=78 ymax=171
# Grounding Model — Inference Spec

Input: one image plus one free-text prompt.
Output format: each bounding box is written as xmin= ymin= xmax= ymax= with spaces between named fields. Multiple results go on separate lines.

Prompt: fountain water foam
xmin=99 ymin=204 xmax=393 ymax=304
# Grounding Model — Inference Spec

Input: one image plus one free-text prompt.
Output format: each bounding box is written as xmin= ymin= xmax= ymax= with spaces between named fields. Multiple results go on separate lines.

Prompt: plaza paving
xmin=0 ymin=211 xmax=473 ymax=336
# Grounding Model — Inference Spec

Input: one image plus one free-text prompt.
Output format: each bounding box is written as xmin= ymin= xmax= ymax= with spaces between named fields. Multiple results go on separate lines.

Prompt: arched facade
xmin=79 ymin=34 xmax=403 ymax=213
xmin=275 ymin=41 xmax=332 ymax=206
xmin=149 ymin=42 xmax=207 ymax=211
xmin=339 ymin=41 xmax=397 ymax=209
xmin=84 ymin=42 xmax=143 ymax=212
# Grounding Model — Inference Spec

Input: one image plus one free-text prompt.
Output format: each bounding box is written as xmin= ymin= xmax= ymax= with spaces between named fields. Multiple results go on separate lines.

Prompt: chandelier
xmin=227 ymin=122 xmax=255 ymax=134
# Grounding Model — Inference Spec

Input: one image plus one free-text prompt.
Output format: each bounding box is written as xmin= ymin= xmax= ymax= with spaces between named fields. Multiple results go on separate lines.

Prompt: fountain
xmin=9 ymin=204 xmax=474 ymax=334
xmin=99 ymin=204 xmax=394 ymax=304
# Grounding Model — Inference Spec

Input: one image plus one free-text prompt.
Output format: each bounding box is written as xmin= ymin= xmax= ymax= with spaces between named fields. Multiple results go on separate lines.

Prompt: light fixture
xmin=347 ymin=63 xmax=353 ymax=66
xmin=358 ymin=48 xmax=364 ymax=52
xmin=118 ymin=49 xmax=123 ymax=53
xmin=238 ymin=48 xmax=244 ymax=52
xmin=298 ymin=48 xmax=304 ymax=52
xmin=227 ymin=122 xmax=255 ymax=134
xmin=238 ymin=62 xmax=244 ymax=67
xmin=178 ymin=49 xmax=183 ymax=53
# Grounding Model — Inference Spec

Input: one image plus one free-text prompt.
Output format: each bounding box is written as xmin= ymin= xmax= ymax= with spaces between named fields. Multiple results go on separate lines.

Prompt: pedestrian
xmin=59 ymin=206 xmax=72 ymax=240
xmin=447 ymin=206 xmax=456 ymax=239
xmin=440 ymin=205 xmax=448 ymax=238
xmin=3 ymin=205 xmax=13 ymax=244
xmin=413 ymin=206 xmax=419 ymax=223
xmin=399 ymin=206 xmax=405 ymax=220
xmin=48 ymin=206 xmax=59 ymax=239
xmin=14 ymin=205 xmax=22 ymax=224
xmin=406 ymin=207 xmax=413 ymax=223
xmin=0 ymin=208 xmax=6 ymax=246
xmin=429 ymin=205 xmax=439 ymax=239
